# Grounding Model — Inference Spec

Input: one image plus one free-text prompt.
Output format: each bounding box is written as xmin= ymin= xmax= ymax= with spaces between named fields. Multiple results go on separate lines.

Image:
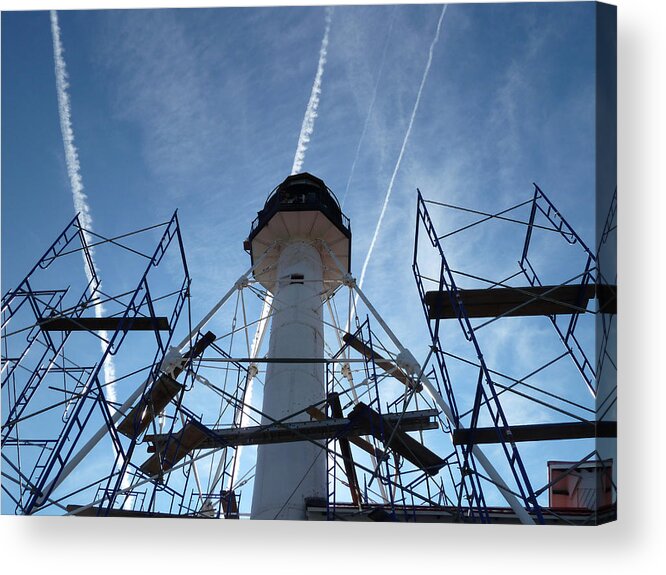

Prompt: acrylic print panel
xmin=1 ymin=2 xmax=616 ymax=524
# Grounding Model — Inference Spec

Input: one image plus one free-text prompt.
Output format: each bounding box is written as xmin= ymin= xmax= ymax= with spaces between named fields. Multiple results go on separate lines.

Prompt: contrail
xmin=340 ymin=6 xmax=398 ymax=209
xmin=291 ymin=7 xmax=334 ymax=175
xmin=357 ymin=4 xmax=448 ymax=291
xmin=50 ymin=11 xmax=117 ymax=403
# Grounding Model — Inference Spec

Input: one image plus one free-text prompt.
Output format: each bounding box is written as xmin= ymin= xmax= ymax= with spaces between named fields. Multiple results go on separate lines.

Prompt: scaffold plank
xmin=141 ymin=420 xmax=211 ymax=476
xmin=328 ymin=392 xmax=361 ymax=506
xmin=221 ymin=490 xmax=239 ymax=519
xmin=348 ymin=402 xmax=445 ymax=476
xmin=117 ymin=374 xmax=183 ymax=438
xmin=452 ymin=421 xmax=617 ymax=445
xmin=65 ymin=505 xmax=209 ymax=518
xmin=342 ymin=332 xmax=422 ymax=391
xmin=117 ymin=331 xmax=216 ymax=438
xmin=39 ymin=316 xmax=170 ymax=331
xmin=306 ymin=405 xmax=385 ymax=459
xmin=425 ymin=284 xmax=596 ymax=319
xmin=142 ymin=408 xmax=439 ymax=475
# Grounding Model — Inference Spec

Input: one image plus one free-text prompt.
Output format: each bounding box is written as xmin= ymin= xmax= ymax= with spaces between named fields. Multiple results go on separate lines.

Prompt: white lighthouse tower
xmin=246 ymin=173 xmax=351 ymax=520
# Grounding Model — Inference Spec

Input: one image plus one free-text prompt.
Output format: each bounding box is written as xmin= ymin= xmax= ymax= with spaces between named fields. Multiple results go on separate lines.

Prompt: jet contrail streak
xmin=340 ymin=6 xmax=398 ymax=209
xmin=291 ymin=7 xmax=334 ymax=175
xmin=357 ymin=4 xmax=448 ymax=292
xmin=50 ymin=10 xmax=117 ymax=403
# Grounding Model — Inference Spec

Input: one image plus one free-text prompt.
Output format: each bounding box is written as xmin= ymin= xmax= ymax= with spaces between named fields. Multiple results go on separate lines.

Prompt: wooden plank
xmin=306 ymin=405 xmax=385 ymax=459
xmin=328 ymin=393 xmax=361 ymax=506
xmin=342 ymin=332 xmax=422 ymax=392
xmin=117 ymin=375 xmax=183 ymax=438
xmin=221 ymin=490 xmax=239 ymax=519
xmin=117 ymin=331 xmax=216 ymax=438
xmin=144 ymin=409 xmax=439 ymax=451
xmin=348 ymin=402 xmax=445 ymax=476
xmin=452 ymin=421 xmax=617 ymax=445
xmin=39 ymin=316 xmax=170 ymax=331
xmin=425 ymin=284 xmax=596 ymax=319
xmin=66 ymin=505 xmax=209 ymax=518
xmin=141 ymin=421 xmax=211 ymax=476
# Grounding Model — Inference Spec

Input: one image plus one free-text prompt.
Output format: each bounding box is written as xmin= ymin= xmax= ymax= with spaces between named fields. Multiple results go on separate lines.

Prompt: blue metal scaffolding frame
xmin=1 ymin=211 xmax=191 ymax=515
xmin=413 ymin=184 xmax=602 ymax=524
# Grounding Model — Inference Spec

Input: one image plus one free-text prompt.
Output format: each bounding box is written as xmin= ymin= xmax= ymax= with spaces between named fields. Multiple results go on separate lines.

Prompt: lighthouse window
xmin=290 ymin=274 xmax=304 ymax=284
xmin=281 ymin=188 xmax=307 ymax=204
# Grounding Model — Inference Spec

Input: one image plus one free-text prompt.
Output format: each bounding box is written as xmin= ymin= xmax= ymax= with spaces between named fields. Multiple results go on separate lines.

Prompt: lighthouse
xmin=246 ymin=173 xmax=351 ymax=520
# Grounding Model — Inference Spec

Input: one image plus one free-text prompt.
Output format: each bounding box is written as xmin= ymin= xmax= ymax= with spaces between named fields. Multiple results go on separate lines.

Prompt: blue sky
xmin=2 ymin=3 xmax=602 ymax=516
xmin=2 ymin=3 xmax=596 ymax=293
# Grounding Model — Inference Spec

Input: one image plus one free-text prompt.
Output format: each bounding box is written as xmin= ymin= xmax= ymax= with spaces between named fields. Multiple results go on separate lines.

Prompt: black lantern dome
xmin=246 ymin=173 xmax=352 ymax=293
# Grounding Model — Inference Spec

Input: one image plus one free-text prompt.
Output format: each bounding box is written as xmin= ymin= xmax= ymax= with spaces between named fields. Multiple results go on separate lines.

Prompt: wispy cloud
xmin=95 ymin=10 xmax=226 ymax=195
xmin=357 ymin=4 xmax=448 ymax=291
xmin=50 ymin=10 xmax=117 ymax=402
xmin=291 ymin=7 xmax=334 ymax=175
xmin=340 ymin=6 xmax=397 ymax=208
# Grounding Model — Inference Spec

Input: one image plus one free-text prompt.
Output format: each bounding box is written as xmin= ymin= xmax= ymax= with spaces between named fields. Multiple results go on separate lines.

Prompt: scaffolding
xmin=2 ymin=212 xmax=192 ymax=515
xmin=1 ymin=208 xmax=451 ymax=519
xmin=321 ymin=318 xmax=447 ymax=521
xmin=413 ymin=183 xmax=617 ymax=524
xmin=3 ymin=182 xmax=616 ymax=524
